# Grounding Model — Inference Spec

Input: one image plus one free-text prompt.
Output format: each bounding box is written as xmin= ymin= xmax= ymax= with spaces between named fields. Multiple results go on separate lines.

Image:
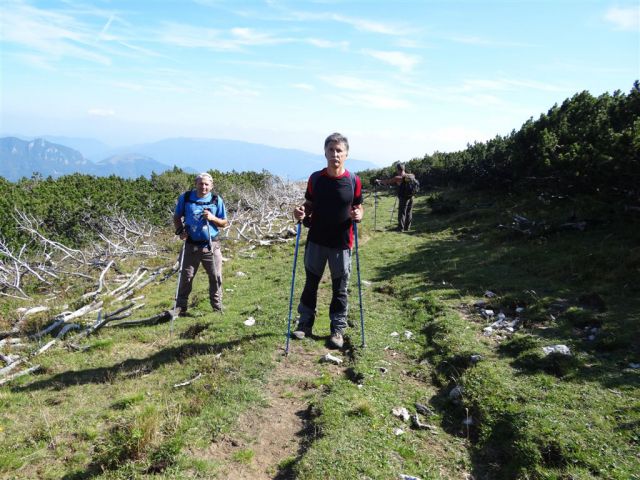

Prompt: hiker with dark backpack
xmin=173 ymin=173 xmax=228 ymax=316
xmin=291 ymin=133 xmax=364 ymax=349
xmin=376 ymin=162 xmax=419 ymax=232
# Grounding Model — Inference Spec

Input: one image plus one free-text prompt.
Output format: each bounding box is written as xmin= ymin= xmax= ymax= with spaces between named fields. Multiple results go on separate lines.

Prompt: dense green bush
xmin=362 ymin=82 xmax=640 ymax=201
xmin=0 ymin=167 xmax=273 ymax=249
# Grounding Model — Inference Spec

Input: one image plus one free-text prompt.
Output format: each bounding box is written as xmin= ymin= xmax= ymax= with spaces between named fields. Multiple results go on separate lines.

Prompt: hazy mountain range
xmin=0 ymin=136 xmax=378 ymax=182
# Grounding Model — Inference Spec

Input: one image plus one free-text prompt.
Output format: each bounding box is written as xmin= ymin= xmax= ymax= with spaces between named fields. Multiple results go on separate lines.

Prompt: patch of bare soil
xmin=197 ymin=343 xmax=343 ymax=479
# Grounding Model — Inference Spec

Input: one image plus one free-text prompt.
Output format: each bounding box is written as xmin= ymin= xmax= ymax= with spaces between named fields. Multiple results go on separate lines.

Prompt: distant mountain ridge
xmin=0 ymin=136 xmax=377 ymax=182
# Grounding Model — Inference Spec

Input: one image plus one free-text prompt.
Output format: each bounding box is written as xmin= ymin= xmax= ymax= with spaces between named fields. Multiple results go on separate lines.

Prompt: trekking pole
xmin=389 ymin=195 xmax=397 ymax=227
xmin=285 ymin=221 xmax=302 ymax=355
xmin=353 ymin=221 xmax=366 ymax=348
xmin=205 ymin=214 xmax=218 ymax=279
xmin=373 ymin=185 xmax=378 ymax=231
xmin=171 ymin=240 xmax=186 ymax=336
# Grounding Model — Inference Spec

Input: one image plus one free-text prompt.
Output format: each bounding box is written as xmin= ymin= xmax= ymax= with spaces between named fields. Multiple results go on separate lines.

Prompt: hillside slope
xmin=0 ymin=190 xmax=638 ymax=479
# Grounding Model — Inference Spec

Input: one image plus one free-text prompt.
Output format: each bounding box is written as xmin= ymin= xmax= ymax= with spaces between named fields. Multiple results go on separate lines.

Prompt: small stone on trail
xmin=470 ymin=354 xmax=483 ymax=364
xmin=392 ymin=406 xmax=410 ymax=422
xmin=399 ymin=474 xmax=422 ymax=480
xmin=449 ymin=385 xmax=464 ymax=400
xmin=410 ymin=414 xmax=433 ymax=430
xmin=484 ymin=290 xmax=496 ymax=298
xmin=415 ymin=402 xmax=434 ymax=416
xmin=321 ymin=353 xmax=343 ymax=365
xmin=393 ymin=428 xmax=405 ymax=436
xmin=404 ymin=330 xmax=413 ymax=339
xmin=243 ymin=317 xmax=256 ymax=326
xmin=235 ymin=271 xmax=247 ymax=277
xmin=390 ymin=331 xmax=400 ymax=337
xmin=542 ymin=344 xmax=571 ymax=356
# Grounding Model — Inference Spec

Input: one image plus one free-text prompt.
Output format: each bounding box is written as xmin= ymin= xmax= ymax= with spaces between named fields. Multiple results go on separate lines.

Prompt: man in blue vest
xmin=173 ymin=173 xmax=228 ymax=315
xmin=292 ymin=133 xmax=364 ymax=349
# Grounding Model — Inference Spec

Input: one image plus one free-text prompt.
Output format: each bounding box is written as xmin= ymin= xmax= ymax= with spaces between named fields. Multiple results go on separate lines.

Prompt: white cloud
xmin=0 ymin=2 xmax=112 ymax=65
xmin=604 ymin=6 xmax=640 ymax=31
xmin=159 ymin=23 xmax=290 ymax=51
xmin=321 ymin=75 xmax=411 ymax=109
xmin=362 ymin=49 xmax=421 ymax=73
xmin=328 ymin=93 xmax=411 ymax=110
xmin=306 ymin=38 xmax=349 ymax=49
xmin=461 ymin=78 xmax=566 ymax=93
xmin=331 ymin=14 xmax=399 ymax=35
xmin=292 ymin=83 xmax=315 ymax=91
xmin=88 ymin=108 xmax=116 ymax=117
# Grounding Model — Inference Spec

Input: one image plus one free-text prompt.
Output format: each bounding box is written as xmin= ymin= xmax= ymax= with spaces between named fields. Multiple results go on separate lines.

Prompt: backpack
xmin=398 ymin=174 xmax=419 ymax=198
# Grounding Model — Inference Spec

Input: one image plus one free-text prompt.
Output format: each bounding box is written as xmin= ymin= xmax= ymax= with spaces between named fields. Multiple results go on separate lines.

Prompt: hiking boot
xmin=174 ymin=307 xmax=188 ymax=317
xmin=292 ymin=325 xmax=312 ymax=340
xmin=212 ymin=304 xmax=224 ymax=314
xmin=329 ymin=332 xmax=344 ymax=349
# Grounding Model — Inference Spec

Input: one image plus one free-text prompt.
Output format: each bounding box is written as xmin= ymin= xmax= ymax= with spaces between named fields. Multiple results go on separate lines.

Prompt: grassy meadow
xmin=0 ymin=187 xmax=638 ymax=479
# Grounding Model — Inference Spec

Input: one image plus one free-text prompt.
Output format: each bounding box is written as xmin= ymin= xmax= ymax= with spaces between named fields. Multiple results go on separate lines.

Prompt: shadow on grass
xmin=367 ymin=193 xmax=639 ymax=478
xmin=13 ymin=332 xmax=275 ymax=393
xmin=273 ymin=404 xmax=321 ymax=480
xmin=369 ymin=195 xmax=640 ymax=390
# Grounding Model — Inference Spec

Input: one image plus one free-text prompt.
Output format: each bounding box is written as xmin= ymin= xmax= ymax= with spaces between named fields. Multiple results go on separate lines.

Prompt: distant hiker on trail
xmin=291 ymin=132 xmax=364 ymax=349
xmin=173 ymin=173 xmax=228 ymax=315
xmin=376 ymin=162 xmax=419 ymax=232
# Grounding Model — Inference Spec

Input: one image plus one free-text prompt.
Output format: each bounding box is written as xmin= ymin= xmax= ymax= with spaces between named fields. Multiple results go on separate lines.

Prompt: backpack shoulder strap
xmin=309 ymin=170 xmax=322 ymax=196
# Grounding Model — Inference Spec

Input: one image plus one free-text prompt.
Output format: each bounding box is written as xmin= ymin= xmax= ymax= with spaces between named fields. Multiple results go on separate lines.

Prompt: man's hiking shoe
xmin=292 ymin=326 xmax=312 ymax=340
xmin=174 ymin=307 xmax=188 ymax=317
xmin=329 ymin=332 xmax=344 ymax=349
xmin=212 ymin=305 xmax=224 ymax=314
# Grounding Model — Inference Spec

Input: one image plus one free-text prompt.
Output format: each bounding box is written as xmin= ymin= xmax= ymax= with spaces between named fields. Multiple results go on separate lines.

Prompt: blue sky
xmin=1 ymin=0 xmax=638 ymax=166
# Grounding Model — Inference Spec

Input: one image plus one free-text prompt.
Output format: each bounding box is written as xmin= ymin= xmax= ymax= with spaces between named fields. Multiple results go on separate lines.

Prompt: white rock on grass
xmin=243 ymin=317 xmax=256 ymax=326
xmin=321 ymin=353 xmax=343 ymax=365
xmin=542 ymin=345 xmax=571 ymax=356
xmin=393 ymin=428 xmax=405 ymax=436
xmin=392 ymin=406 xmax=410 ymax=422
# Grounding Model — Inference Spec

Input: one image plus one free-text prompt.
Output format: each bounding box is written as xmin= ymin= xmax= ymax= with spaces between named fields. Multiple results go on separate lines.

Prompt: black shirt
xmin=305 ymin=168 xmax=363 ymax=249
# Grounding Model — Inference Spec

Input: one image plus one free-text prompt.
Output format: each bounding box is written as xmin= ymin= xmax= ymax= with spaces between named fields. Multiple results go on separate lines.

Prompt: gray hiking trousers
xmin=176 ymin=240 xmax=223 ymax=311
xmin=297 ymin=240 xmax=352 ymax=334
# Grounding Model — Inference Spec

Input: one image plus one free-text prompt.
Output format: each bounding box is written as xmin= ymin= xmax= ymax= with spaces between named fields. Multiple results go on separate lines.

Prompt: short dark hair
xmin=396 ymin=162 xmax=405 ymax=172
xmin=324 ymin=132 xmax=349 ymax=151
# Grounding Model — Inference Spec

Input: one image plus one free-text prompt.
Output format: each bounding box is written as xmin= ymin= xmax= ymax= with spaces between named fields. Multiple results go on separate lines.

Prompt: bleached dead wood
xmin=14 ymin=209 xmax=87 ymax=264
xmin=174 ymin=372 xmax=202 ymax=388
xmin=0 ymin=365 xmax=41 ymax=386
xmin=223 ymin=177 xmax=304 ymax=243
xmin=81 ymin=260 xmax=114 ymax=300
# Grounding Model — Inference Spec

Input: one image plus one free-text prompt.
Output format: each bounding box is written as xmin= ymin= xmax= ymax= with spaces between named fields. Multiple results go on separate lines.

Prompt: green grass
xmin=0 ymin=188 xmax=638 ymax=479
